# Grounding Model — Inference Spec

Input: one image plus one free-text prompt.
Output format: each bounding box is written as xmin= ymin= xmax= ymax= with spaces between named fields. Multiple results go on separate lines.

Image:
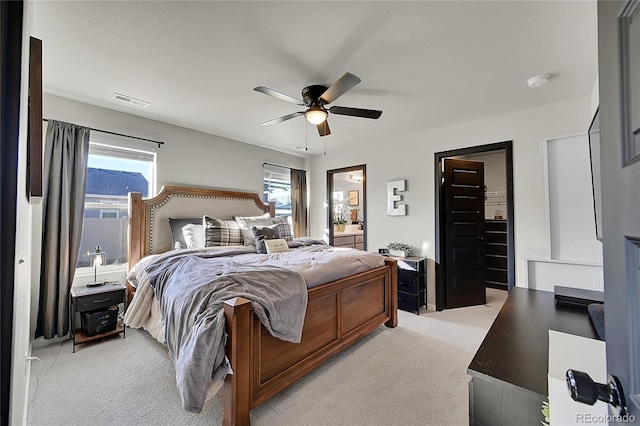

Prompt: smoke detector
xmin=527 ymin=75 xmax=550 ymax=88
xmin=112 ymin=92 xmax=150 ymax=108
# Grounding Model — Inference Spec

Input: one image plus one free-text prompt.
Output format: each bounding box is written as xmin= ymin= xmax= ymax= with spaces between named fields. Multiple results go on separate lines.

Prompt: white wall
xmin=525 ymin=133 xmax=603 ymax=293
xmin=308 ymin=96 xmax=591 ymax=307
xmin=546 ymin=134 xmax=598 ymax=261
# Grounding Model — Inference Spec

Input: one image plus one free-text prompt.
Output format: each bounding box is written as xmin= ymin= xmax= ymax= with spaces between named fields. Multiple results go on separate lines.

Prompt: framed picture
xmin=348 ymin=190 xmax=359 ymax=206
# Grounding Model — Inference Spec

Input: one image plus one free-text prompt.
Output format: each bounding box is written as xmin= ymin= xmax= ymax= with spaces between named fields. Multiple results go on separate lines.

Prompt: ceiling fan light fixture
xmin=305 ymin=105 xmax=328 ymax=125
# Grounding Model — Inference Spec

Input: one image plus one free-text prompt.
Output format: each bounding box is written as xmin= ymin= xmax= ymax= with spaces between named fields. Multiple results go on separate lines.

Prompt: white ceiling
xmin=33 ymin=1 xmax=598 ymax=156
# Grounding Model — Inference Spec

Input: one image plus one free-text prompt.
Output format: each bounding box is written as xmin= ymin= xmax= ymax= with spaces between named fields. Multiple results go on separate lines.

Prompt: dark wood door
xmin=444 ymin=158 xmax=486 ymax=308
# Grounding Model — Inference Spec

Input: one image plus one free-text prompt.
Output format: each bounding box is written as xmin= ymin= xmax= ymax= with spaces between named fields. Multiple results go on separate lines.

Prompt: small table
xmin=396 ymin=256 xmax=427 ymax=314
xmin=69 ymin=282 xmax=126 ymax=352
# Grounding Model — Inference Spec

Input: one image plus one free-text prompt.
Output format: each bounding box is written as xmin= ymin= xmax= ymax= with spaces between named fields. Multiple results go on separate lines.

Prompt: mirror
xmin=327 ymin=165 xmax=366 ymax=250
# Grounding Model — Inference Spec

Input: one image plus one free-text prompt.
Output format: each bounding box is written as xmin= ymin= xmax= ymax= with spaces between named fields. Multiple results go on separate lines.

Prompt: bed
xmin=125 ymin=185 xmax=398 ymax=425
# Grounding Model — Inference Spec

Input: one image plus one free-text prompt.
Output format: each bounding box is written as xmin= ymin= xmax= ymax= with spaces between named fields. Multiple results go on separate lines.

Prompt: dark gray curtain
xmin=35 ymin=121 xmax=90 ymax=339
xmin=290 ymin=168 xmax=308 ymax=237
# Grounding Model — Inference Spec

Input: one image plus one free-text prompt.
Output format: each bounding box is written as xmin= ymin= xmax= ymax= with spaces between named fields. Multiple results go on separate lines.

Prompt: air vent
xmin=112 ymin=92 xmax=150 ymax=108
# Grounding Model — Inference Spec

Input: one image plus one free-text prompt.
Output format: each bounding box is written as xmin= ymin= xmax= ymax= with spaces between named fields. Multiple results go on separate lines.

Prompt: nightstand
xmin=70 ymin=281 xmax=126 ymax=352
xmin=396 ymin=256 xmax=427 ymax=314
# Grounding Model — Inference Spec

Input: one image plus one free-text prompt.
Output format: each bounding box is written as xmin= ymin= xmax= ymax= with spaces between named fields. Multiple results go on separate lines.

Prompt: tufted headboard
xmin=128 ymin=185 xmax=274 ymax=267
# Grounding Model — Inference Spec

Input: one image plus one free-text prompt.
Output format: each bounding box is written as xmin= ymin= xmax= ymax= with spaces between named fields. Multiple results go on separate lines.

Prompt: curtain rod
xmin=43 ymin=118 xmax=165 ymax=148
xmin=262 ymin=162 xmax=305 ymax=172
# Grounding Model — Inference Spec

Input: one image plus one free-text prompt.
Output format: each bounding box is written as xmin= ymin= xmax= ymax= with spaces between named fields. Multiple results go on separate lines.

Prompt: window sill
xmin=75 ymin=263 xmax=128 ymax=278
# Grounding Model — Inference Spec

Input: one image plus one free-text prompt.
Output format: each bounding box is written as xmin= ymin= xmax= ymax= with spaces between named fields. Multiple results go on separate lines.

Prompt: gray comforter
xmin=145 ymin=248 xmax=308 ymax=413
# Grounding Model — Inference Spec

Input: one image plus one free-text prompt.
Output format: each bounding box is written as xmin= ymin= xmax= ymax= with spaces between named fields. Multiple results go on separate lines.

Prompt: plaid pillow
xmin=234 ymin=213 xmax=274 ymax=245
xmin=203 ymin=216 xmax=244 ymax=246
xmin=272 ymin=216 xmax=293 ymax=241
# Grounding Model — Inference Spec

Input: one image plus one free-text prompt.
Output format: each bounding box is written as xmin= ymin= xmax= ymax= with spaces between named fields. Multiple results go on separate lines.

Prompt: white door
xmin=597 ymin=0 xmax=640 ymax=418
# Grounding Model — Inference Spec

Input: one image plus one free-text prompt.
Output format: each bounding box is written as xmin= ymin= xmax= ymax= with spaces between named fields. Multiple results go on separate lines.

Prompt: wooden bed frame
xmin=128 ymin=186 xmax=398 ymax=425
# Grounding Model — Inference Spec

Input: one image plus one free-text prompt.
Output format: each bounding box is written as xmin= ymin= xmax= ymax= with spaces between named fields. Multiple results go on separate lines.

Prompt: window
xmin=100 ymin=209 xmax=118 ymax=219
xmin=263 ymin=165 xmax=291 ymax=217
xmin=76 ymin=138 xmax=156 ymax=269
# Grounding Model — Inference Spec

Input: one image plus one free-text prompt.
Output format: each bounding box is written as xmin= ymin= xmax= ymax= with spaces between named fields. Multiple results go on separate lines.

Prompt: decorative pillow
xmin=272 ymin=216 xmax=294 ymax=241
xmin=251 ymin=224 xmax=281 ymax=254
xmin=169 ymin=218 xmax=201 ymax=249
xmin=264 ymin=238 xmax=290 ymax=254
xmin=204 ymin=216 xmax=244 ymax=246
xmin=234 ymin=213 xmax=274 ymax=245
xmin=182 ymin=224 xmax=205 ymax=249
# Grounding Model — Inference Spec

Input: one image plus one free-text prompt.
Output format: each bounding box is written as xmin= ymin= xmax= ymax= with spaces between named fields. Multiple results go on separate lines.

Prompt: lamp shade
xmin=88 ymin=246 xmax=107 ymax=285
xmin=92 ymin=246 xmax=106 ymax=267
xmin=305 ymin=106 xmax=328 ymax=125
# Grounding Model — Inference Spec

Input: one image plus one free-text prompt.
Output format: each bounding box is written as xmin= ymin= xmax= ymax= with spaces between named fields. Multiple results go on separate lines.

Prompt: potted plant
xmin=333 ymin=199 xmax=351 ymax=232
xmin=388 ymin=242 xmax=412 ymax=258
xmin=333 ymin=218 xmax=347 ymax=232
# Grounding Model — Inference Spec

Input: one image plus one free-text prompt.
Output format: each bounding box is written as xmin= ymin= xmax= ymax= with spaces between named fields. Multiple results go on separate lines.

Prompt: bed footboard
xmin=222 ymin=258 xmax=397 ymax=425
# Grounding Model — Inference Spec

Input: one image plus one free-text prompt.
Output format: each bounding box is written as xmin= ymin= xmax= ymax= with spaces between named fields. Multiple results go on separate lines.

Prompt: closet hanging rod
xmin=42 ymin=119 xmax=165 ymax=148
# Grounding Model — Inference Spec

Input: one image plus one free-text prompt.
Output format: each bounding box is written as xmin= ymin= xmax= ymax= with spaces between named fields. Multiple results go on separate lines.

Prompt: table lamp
xmin=87 ymin=246 xmax=107 ymax=287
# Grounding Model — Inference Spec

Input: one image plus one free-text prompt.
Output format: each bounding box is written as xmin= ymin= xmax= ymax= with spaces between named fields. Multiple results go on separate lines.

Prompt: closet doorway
xmin=434 ymin=141 xmax=515 ymax=311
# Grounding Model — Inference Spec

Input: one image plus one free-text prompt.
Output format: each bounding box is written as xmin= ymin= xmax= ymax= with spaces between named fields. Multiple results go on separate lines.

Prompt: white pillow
xmin=182 ymin=224 xmax=205 ymax=249
xmin=264 ymin=238 xmax=290 ymax=254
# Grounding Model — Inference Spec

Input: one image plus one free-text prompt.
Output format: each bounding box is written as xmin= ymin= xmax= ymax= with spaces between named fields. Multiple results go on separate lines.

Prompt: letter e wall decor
xmin=387 ymin=179 xmax=407 ymax=216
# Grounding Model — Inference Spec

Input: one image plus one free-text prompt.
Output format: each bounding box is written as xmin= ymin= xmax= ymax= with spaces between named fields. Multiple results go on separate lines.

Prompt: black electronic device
xmin=554 ymin=285 xmax=604 ymax=308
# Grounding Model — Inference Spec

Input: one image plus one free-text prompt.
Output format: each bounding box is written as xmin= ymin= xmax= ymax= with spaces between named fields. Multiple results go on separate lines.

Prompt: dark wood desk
xmin=467 ymin=287 xmax=598 ymax=425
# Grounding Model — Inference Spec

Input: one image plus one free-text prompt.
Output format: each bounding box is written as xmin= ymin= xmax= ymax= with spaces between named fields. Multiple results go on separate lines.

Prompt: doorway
xmin=327 ymin=165 xmax=366 ymax=250
xmin=434 ymin=141 xmax=515 ymax=311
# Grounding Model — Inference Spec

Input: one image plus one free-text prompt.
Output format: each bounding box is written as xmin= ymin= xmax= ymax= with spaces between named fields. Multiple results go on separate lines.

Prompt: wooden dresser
xmin=333 ymin=232 xmax=364 ymax=249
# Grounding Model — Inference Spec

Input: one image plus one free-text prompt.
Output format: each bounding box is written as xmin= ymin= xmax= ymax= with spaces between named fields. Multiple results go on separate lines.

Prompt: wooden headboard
xmin=128 ymin=186 xmax=275 ymax=267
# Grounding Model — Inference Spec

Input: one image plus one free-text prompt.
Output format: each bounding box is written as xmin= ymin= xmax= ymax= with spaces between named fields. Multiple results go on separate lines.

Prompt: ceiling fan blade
xmin=319 ymin=72 xmax=361 ymax=104
xmin=254 ymin=86 xmax=305 ymax=106
xmin=329 ymin=106 xmax=382 ymax=119
xmin=317 ymin=121 xmax=331 ymax=137
xmin=260 ymin=111 xmax=304 ymax=126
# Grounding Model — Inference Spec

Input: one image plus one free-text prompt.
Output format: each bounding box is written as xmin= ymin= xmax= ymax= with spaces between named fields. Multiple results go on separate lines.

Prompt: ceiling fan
xmin=254 ymin=72 xmax=382 ymax=137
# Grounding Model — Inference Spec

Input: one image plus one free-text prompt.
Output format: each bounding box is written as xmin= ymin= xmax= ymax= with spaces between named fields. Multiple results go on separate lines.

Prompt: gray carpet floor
xmin=27 ymin=288 xmax=507 ymax=426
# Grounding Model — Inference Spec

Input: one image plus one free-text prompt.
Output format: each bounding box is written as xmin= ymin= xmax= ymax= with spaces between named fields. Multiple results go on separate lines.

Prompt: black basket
xmin=81 ymin=305 xmax=118 ymax=337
